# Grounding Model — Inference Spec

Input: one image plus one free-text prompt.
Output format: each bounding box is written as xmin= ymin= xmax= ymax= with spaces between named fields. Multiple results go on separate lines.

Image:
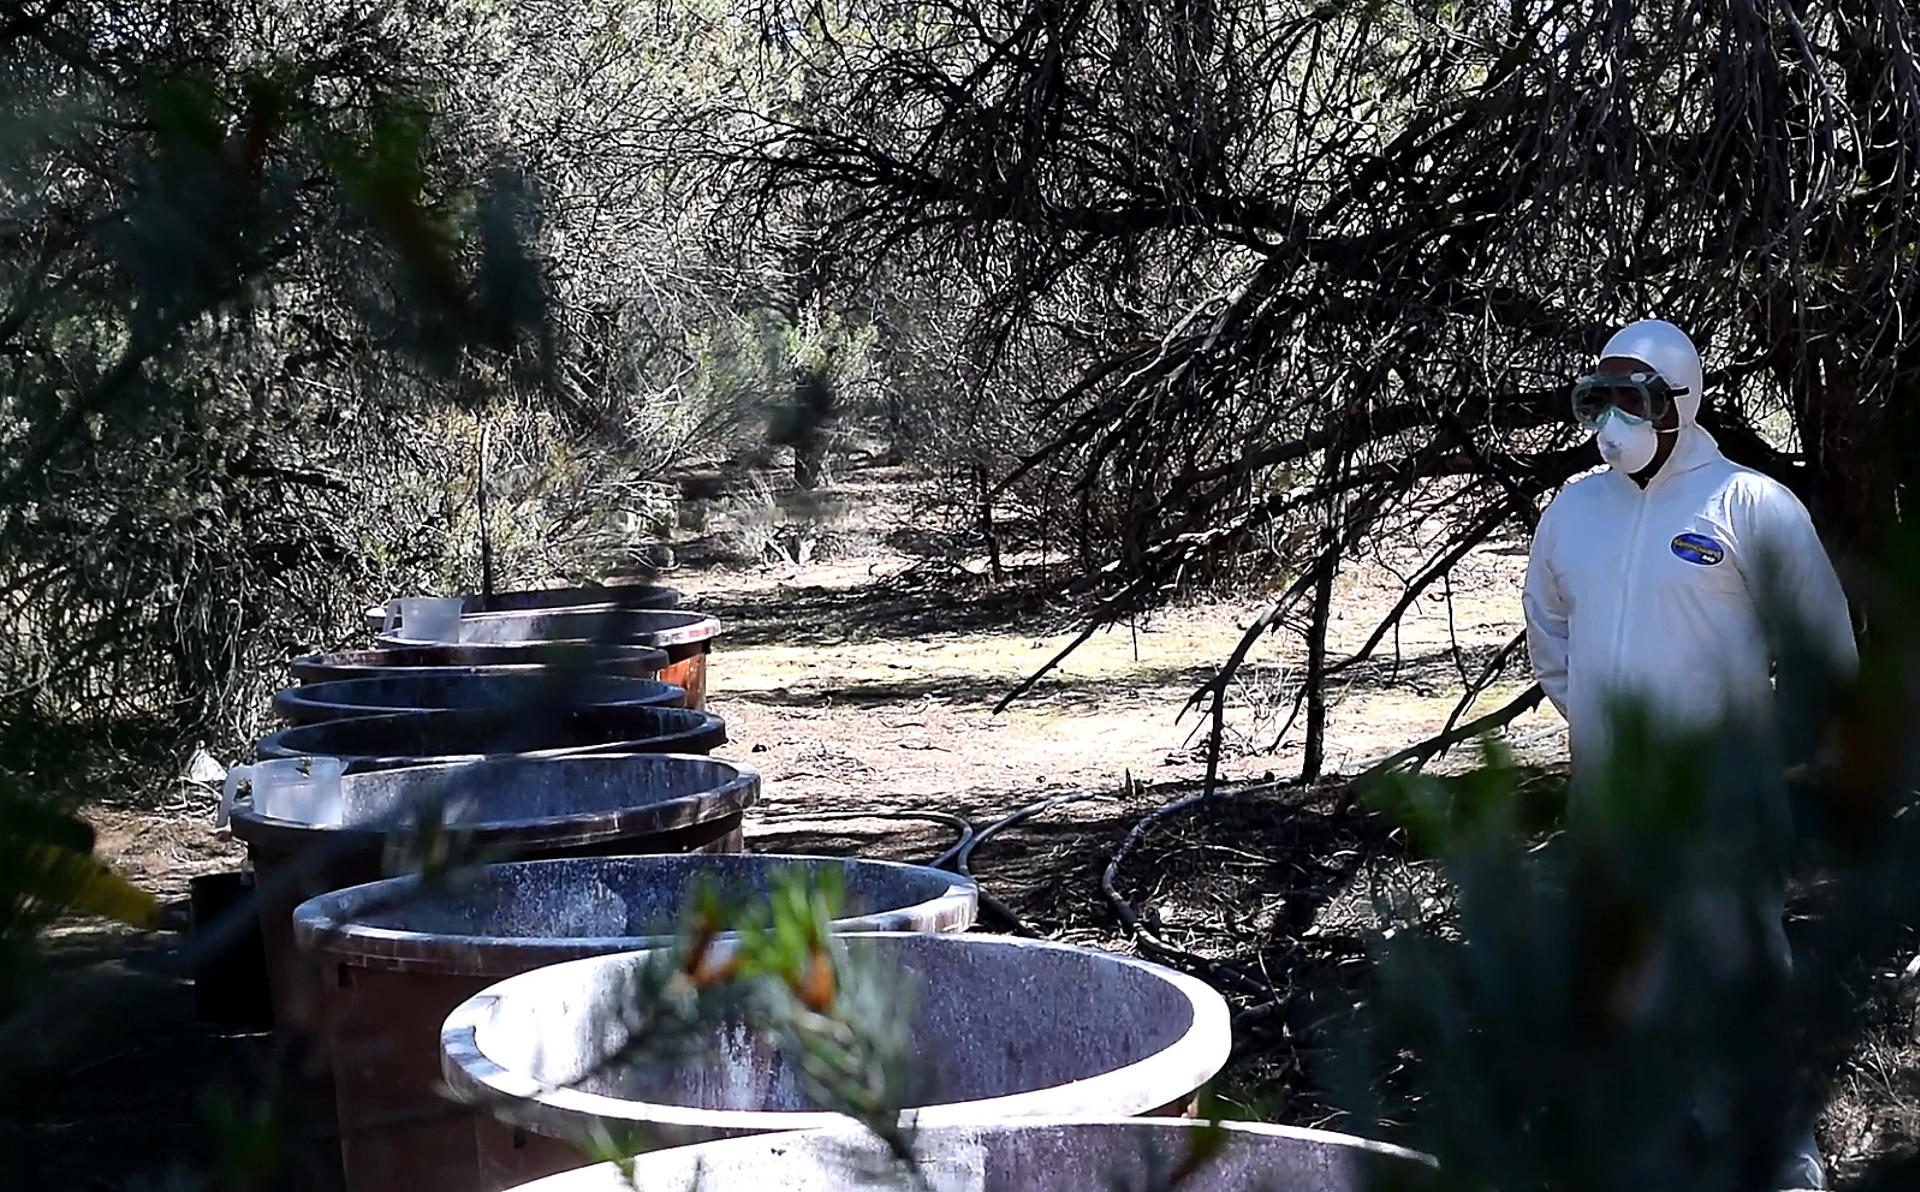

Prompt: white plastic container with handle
xmin=219 ymin=755 xmax=346 ymax=828
xmin=381 ymin=596 xmax=464 ymax=644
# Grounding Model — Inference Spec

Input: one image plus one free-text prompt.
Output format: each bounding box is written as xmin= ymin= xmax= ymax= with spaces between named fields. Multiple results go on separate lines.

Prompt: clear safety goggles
xmin=1570 ymin=370 xmax=1685 ymax=429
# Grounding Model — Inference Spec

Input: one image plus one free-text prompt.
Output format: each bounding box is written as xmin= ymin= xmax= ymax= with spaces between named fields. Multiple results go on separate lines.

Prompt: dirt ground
xmin=11 ymin=484 xmax=1916 ymax=1187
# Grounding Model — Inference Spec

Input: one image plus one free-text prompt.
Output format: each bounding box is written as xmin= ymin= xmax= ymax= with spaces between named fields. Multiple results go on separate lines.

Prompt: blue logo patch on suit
xmin=1670 ymin=532 xmax=1726 ymax=566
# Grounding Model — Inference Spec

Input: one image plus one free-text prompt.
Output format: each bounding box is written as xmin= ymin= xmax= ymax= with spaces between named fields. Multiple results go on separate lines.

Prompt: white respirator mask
xmin=1593 ymin=407 xmax=1662 ymax=476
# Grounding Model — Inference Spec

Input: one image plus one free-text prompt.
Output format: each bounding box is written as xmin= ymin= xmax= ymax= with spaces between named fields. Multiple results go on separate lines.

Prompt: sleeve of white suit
xmin=1742 ymin=480 xmax=1857 ymax=678
xmin=1522 ymin=504 xmax=1573 ymax=718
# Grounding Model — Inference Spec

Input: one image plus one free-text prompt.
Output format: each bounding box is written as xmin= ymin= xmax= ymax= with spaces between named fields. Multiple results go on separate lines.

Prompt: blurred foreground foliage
xmin=1343 ymin=541 xmax=1920 ymax=1191
xmin=0 ymin=0 xmax=559 ymax=775
xmin=0 ymin=779 xmax=156 ymax=1021
xmin=0 ymin=0 xmax=843 ymax=782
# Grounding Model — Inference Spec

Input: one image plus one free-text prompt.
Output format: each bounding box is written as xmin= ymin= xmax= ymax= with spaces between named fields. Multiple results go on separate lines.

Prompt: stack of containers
xmin=370 ymin=587 xmax=720 ymax=709
xmin=207 ymin=581 xmax=738 ymax=1192
xmin=207 ymin=577 xmax=1422 ymax=1192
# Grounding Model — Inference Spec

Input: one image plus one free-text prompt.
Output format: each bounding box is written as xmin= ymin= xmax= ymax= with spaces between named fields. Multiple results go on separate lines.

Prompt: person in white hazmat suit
xmin=1524 ymin=318 xmax=1856 ymax=773
xmin=1523 ymin=319 xmax=1857 ymax=1190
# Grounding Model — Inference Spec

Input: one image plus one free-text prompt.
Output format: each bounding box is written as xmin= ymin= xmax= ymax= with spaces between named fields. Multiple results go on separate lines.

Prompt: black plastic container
xmin=189 ymin=871 xmax=273 ymax=1029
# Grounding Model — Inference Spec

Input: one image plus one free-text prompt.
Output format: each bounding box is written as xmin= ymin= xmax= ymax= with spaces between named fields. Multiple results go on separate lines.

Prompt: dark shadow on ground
xmin=1321 ymin=638 xmax=1512 ymax=699
xmin=881 ymin=513 xmax=1054 ymax=561
xmin=734 ymin=662 xmax=1223 ymax=713
xmin=749 ymin=818 xmax=961 ymax=867
xmin=1 ymin=930 xmax=275 ymax=1192
xmin=700 ymin=567 xmax=1081 ymax=649
xmin=728 ymin=639 xmax=1516 ymax=714
xmin=883 ymin=524 xmax=975 ymax=560
xmin=967 ymin=780 xmax=1417 ymax=1129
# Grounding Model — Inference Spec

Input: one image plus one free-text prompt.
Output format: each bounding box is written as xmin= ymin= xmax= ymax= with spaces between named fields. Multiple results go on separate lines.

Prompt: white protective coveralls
xmin=1522 ymin=320 xmax=1857 ymax=776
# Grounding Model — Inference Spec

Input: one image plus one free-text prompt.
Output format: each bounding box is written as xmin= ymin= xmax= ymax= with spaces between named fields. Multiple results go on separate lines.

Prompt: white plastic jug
xmin=382 ymin=595 xmax=464 ymax=644
xmin=219 ymin=755 xmax=346 ymax=827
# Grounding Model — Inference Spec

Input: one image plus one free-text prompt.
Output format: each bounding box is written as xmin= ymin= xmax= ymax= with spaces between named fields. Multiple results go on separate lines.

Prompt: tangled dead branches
xmin=704 ymin=0 xmax=1920 ymax=774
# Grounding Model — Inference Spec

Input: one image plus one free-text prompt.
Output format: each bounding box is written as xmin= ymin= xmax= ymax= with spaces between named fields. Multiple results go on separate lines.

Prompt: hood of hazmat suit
xmin=1521 ymin=319 xmax=1856 ymax=777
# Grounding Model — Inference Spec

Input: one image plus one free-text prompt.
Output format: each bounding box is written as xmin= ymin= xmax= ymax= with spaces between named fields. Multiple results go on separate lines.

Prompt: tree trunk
xmin=1301 ymin=546 xmax=1337 ymax=782
xmin=786 ymin=360 xmax=835 ymax=491
xmin=793 ymin=429 xmax=829 ymax=490
xmin=975 ymin=463 xmax=1004 ymax=581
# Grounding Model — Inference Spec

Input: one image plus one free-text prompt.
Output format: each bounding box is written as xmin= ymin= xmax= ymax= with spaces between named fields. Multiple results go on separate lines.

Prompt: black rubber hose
xmin=754 ymin=809 xmax=975 ymax=871
xmin=1102 ymin=786 xmax=1284 ymax=996
xmin=955 ymin=792 xmax=1103 ymax=937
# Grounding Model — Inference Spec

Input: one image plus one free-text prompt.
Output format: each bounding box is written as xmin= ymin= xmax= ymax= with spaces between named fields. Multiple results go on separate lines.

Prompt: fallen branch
xmin=1349 ymin=683 xmax=1548 ymax=800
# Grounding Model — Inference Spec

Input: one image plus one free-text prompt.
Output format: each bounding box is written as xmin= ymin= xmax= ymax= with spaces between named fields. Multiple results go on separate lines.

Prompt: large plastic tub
xmin=503 ymin=1119 xmax=1437 ymax=1192
xmin=380 ymin=610 xmax=721 ymax=709
xmin=295 ymin=856 xmax=977 ymax=1192
xmin=363 ymin=585 xmax=681 ymax=634
xmin=253 ymin=705 xmax=725 ymax=772
xmin=228 ymin=754 xmax=758 ymax=1040
xmin=288 ymin=644 xmax=668 ymax=685
xmin=271 ymin=674 xmax=686 ymax=725
xmin=442 ymin=933 xmax=1232 ymax=1189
